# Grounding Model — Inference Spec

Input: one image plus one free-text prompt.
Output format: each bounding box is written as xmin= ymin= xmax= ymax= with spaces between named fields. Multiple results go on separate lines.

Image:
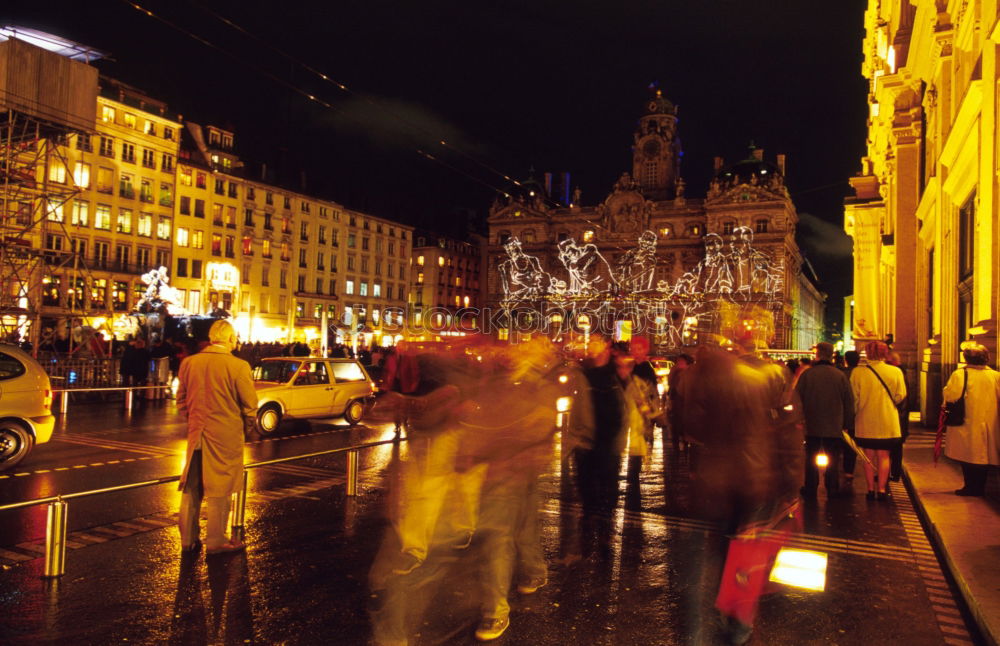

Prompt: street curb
xmin=902 ymin=464 xmax=998 ymax=646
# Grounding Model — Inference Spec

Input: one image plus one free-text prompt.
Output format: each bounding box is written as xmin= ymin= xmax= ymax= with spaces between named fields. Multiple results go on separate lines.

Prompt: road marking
xmin=34 ymin=469 xmax=50 ymax=473
xmin=0 ymin=475 xmax=8 ymax=479
xmin=13 ymin=472 xmax=30 ymax=477
xmin=54 ymin=467 xmax=69 ymax=471
xmin=890 ymin=480 xmax=974 ymax=644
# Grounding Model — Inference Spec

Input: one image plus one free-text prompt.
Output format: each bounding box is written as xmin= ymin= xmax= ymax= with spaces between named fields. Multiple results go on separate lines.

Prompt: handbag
xmin=867 ymin=365 xmax=908 ymax=431
xmin=943 ymin=369 xmax=968 ymax=426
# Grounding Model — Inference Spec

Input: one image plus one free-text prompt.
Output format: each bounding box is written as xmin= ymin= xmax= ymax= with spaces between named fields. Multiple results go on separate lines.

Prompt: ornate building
xmin=486 ymin=91 xmax=825 ymax=350
xmin=846 ymin=0 xmax=999 ymax=422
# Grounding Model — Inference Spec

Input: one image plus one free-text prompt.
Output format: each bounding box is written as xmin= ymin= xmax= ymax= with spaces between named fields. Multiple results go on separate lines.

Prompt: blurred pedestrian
xmin=850 ymin=341 xmax=906 ymax=501
xmin=943 ymin=342 xmax=1000 ymax=496
xmin=667 ymin=353 xmax=694 ymax=451
xmin=680 ymin=308 xmax=803 ymax=645
xmin=887 ymin=350 xmax=909 ymax=481
xmin=841 ymin=350 xmax=861 ymax=483
xmin=565 ymin=336 xmax=627 ymax=561
xmin=176 ymin=320 xmax=259 ymax=555
xmin=795 ymin=342 xmax=854 ymax=499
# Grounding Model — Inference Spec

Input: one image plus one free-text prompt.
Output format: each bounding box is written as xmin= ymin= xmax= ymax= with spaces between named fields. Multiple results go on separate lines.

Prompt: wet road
xmin=0 ymin=400 xmax=984 ymax=645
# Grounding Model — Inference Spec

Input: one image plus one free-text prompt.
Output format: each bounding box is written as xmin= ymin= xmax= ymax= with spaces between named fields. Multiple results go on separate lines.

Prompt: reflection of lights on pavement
xmin=769 ymin=548 xmax=827 ymax=591
xmin=171 ymin=377 xmax=179 ymax=398
xmin=556 ymin=396 xmax=571 ymax=413
xmin=815 ymin=453 xmax=829 ymax=468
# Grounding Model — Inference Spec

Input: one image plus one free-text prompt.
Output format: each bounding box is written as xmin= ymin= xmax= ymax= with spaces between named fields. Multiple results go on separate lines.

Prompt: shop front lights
xmin=556 ymin=396 xmax=572 ymax=413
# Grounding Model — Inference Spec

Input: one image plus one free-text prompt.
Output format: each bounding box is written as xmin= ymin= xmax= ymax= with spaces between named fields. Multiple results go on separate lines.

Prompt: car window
xmin=0 ymin=352 xmax=26 ymax=381
xmin=294 ymin=362 xmax=329 ymax=386
xmin=254 ymin=361 xmax=299 ymax=383
xmin=330 ymin=362 xmax=366 ymax=383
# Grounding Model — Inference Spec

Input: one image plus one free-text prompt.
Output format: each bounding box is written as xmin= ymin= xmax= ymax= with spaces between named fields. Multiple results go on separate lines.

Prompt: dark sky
xmin=5 ymin=0 xmax=867 ymax=305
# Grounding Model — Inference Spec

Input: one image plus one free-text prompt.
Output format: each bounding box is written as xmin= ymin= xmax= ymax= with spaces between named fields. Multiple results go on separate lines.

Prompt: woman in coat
xmin=943 ymin=342 xmax=1000 ymax=496
xmin=850 ymin=341 xmax=906 ymax=500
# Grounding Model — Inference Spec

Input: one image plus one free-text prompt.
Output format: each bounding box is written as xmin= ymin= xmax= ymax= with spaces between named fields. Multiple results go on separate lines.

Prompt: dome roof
xmin=644 ymin=89 xmax=676 ymax=116
xmin=716 ymin=147 xmax=782 ymax=183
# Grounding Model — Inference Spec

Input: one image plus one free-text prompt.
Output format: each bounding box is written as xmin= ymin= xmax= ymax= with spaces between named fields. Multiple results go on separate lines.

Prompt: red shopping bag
xmin=715 ymin=499 xmax=801 ymax=625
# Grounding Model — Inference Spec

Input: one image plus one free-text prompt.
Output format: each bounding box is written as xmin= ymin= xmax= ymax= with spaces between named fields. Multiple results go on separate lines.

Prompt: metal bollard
xmin=346 ymin=449 xmax=359 ymax=496
xmin=43 ymin=498 xmax=68 ymax=578
xmin=59 ymin=391 xmax=69 ymax=415
xmin=124 ymin=388 xmax=134 ymax=410
xmin=231 ymin=470 xmax=249 ymax=530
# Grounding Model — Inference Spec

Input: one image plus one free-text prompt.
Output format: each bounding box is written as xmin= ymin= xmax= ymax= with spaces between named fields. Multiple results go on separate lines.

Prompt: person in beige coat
xmin=943 ymin=342 xmax=1000 ymax=496
xmin=850 ymin=340 xmax=906 ymax=501
xmin=177 ymin=320 xmax=259 ymax=555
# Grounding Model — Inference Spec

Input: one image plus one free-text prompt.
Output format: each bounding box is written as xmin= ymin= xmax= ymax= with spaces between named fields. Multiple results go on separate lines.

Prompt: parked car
xmin=0 ymin=344 xmax=55 ymax=471
xmin=251 ymin=357 xmax=375 ymax=434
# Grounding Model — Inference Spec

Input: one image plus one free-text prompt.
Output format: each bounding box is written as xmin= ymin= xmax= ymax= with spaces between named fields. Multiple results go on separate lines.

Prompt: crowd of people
xmin=160 ymin=310 xmax=998 ymax=644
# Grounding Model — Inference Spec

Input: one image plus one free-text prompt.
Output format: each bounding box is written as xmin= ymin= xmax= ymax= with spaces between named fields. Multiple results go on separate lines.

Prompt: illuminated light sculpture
xmin=496 ymin=225 xmax=786 ymax=347
xmin=137 ymin=266 xmax=189 ymax=317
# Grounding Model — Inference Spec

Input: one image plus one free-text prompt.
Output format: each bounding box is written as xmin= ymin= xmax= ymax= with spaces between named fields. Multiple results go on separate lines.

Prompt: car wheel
xmin=257 ymin=404 xmax=282 ymax=435
xmin=344 ymin=400 xmax=364 ymax=426
xmin=0 ymin=420 xmax=34 ymax=471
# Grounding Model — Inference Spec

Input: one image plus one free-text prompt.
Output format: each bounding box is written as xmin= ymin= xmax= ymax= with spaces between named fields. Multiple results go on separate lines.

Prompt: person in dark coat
xmin=566 ymin=336 xmax=627 ymax=560
xmin=795 ymin=342 xmax=855 ymax=498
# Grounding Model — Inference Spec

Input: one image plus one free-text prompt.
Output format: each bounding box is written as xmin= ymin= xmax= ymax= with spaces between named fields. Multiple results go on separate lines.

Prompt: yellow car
xmin=252 ymin=358 xmax=375 ymax=434
xmin=0 ymin=344 xmax=56 ymax=470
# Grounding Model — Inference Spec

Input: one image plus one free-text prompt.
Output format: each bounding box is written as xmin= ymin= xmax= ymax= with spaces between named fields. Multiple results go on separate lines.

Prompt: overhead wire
xmin=186 ymin=0 xmax=526 ymax=192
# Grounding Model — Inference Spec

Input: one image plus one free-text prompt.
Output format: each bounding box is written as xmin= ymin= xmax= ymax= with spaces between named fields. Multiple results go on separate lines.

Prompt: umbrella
xmin=841 ymin=430 xmax=874 ymax=468
xmin=933 ymin=405 xmax=947 ymax=464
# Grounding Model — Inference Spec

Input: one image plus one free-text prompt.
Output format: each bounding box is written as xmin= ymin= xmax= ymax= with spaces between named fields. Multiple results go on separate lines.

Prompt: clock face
xmin=642 ymin=139 xmax=661 ymax=158
xmin=648 ymin=101 xmax=658 ymax=112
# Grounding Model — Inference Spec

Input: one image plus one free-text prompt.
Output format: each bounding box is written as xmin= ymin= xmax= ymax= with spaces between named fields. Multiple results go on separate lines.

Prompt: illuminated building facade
xmin=0 ymin=34 xmax=413 ymax=348
xmin=846 ymin=0 xmax=1000 ymax=421
xmin=486 ymin=91 xmax=825 ymax=350
xmin=407 ymin=231 xmax=484 ymax=339
xmin=19 ymin=73 xmax=181 ymax=341
xmin=173 ymin=126 xmax=413 ymax=346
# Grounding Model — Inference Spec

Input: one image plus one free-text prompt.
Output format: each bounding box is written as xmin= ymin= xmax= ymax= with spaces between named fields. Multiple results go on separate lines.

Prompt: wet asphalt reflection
xmin=0 ymin=400 xmax=982 ymax=645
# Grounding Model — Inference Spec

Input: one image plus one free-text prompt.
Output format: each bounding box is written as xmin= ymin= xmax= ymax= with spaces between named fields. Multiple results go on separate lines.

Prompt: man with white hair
xmin=177 ymin=319 xmax=259 ymax=555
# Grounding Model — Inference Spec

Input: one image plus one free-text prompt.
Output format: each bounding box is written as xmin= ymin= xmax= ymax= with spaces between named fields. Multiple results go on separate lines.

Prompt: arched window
xmin=522 ymin=229 xmax=535 ymax=242
xmin=498 ymin=231 xmax=511 ymax=245
xmin=755 ymin=219 xmax=768 ymax=234
xmin=722 ymin=220 xmax=735 ymax=235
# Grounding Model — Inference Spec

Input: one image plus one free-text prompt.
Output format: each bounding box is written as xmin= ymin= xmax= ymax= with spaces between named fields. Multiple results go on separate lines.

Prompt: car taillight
xmin=43 ymin=389 xmax=52 ymax=409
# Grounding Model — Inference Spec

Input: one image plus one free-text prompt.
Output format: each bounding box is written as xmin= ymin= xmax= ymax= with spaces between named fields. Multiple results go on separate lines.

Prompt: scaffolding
xmin=0 ymin=35 xmax=99 ymax=349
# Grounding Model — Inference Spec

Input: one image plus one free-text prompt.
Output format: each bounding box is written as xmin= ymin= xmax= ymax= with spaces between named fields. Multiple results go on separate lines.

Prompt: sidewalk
xmin=903 ymin=427 xmax=1000 ymax=646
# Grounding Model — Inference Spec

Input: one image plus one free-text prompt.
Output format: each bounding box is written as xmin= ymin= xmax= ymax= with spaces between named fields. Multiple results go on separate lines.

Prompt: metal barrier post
xmin=59 ymin=391 xmax=69 ymax=415
xmin=43 ymin=498 xmax=68 ymax=578
xmin=231 ymin=470 xmax=248 ymax=530
xmin=124 ymin=388 xmax=134 ymax=410
xmin=346 ymin=449 xmax=359 ymax=496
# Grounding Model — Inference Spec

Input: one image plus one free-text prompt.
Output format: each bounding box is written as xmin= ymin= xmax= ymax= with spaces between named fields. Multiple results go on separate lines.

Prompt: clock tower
xmin=632 ymin=89 xmax=681 ymax=201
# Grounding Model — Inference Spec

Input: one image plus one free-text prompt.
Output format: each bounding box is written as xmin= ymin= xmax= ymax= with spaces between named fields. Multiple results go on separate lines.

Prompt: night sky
xmin=5 ymin=0 xmax=868 ymax=314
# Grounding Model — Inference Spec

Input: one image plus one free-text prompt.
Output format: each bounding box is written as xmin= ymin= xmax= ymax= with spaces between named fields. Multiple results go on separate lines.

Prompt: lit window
xmin=360 ymin=282 xmax=368 ymax=296
xmin=373 ymin=283 xmax=382 ymax=297
xmin=438 ymin=256 xmax=445 ymax=267
xmin=73 ymin=162 xmax=90 ymax=188
xmin=180 ymin=168 xmax=193 ymax=186
xmin=177 ymin=227 xmax=189 ymax=247
xmin=417 ymin=255 xmax=424 ymax=266
xmin=48 ymin=163 xmax=66 ymax=184
xmin=346 ymin=280 xmax=354 ymax=295
xmin=463 ymin=295 xmax=470 ymax=307
xmin=124 ymin=113 xmax=136 ymax=129
xmin=137 ymin=213 xmax=152 ymax=237
xmin=72 ymin=200 xmax=89 ymax=226
xmin=417 ymin=272 xmax=424 ymax=284
xmin=101 ymin=105 xmax=115 ymax=122
xmin=117 ymin=208 xmax=133 ymax=234
xmin=582 ymin=230 xmax=594 ymax=242
xmin=191 ymin=230 xmax=204 ymax=249
xmin=157 ymin=216 xmax=171 ymax=240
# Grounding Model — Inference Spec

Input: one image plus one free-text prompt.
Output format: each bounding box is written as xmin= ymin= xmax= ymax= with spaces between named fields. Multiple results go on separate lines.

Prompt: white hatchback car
xmin=0 ymin=344 xmax=56 ymax=470
xmin=252 ymin=357 xmax=375 ymax=434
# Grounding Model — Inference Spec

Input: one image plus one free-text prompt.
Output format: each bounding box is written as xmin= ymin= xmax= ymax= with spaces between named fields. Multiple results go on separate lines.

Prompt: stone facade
xmin=487 ymin=91 xmax=824 ymax=350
